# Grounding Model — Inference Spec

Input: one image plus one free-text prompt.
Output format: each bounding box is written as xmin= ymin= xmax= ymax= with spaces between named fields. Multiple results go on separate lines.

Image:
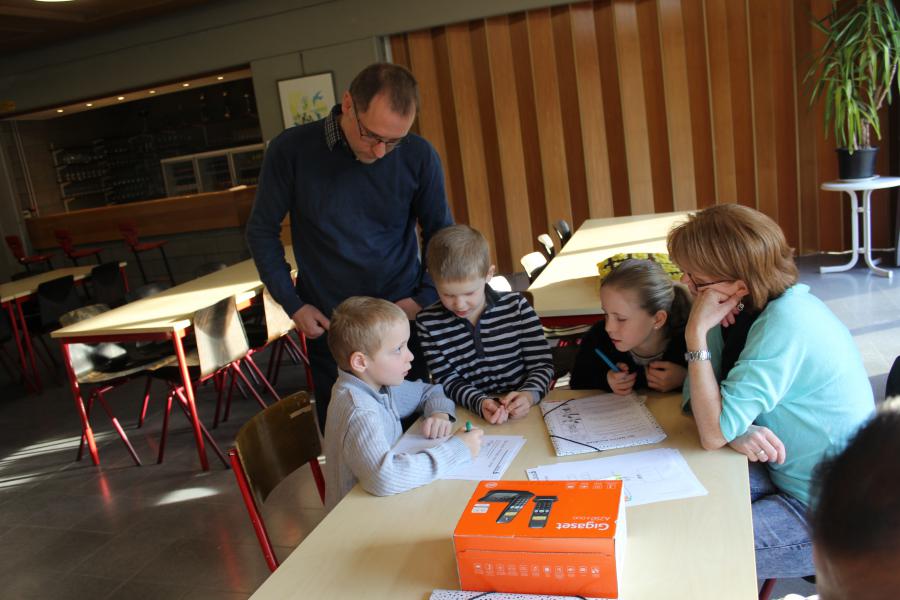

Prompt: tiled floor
xmin=0 ymin=253 xmax=897 ymax=599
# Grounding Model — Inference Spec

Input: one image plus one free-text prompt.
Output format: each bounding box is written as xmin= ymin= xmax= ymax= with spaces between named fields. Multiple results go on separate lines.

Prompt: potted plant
xmin=808 ymin=0 xmax=900 ymax=180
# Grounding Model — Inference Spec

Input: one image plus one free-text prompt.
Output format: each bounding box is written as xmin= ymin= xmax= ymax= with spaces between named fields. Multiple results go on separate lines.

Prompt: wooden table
xmin=820 ymin=176 xmax=900 ymax=279
xmin=1 ymin=265 xmax=125 ymax=392
xmin=51 ymin=253 xmax=293 ymax=470
xmin=528 ymin=212 xmax=693 ymax=326
xmin=251 ymin=389 xmax=756 ymax=599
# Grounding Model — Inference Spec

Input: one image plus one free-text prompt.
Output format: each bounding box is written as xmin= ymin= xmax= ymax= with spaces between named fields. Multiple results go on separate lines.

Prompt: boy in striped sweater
xmin=416 ymin=225 xmax=554 ymax=424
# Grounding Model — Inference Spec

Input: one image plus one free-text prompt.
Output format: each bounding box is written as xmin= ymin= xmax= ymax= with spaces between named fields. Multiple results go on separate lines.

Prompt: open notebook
xmin=540 ymin=393 xmax=666 ymax=457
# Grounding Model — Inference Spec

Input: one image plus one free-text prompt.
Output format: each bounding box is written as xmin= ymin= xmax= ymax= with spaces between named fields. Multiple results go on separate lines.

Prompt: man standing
xmin=247 ymin=63 xmax=451 ymax=428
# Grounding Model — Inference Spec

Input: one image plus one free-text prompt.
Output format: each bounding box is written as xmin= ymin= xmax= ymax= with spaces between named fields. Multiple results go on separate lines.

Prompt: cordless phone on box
xmin=528 ymin=495 xmax=558 ymax=528
xmin=478 ymin=490 xmax=535 ymax=524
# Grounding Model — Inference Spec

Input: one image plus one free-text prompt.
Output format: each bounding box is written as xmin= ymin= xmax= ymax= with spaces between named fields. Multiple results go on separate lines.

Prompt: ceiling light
xmin=56 ymin=109 xmax=64 ymax=113
xmin=217 ymin=76 xmax=224 ymax=80
xmin=149 ymin=90 xmax=156 ymax=94
xmin=117 ymin=96 xmax=125 ymax=101
xmin=182 ymin=83 xmax=190 ymax=87
xmin=85 ymin=103 xmax=93 ymax=107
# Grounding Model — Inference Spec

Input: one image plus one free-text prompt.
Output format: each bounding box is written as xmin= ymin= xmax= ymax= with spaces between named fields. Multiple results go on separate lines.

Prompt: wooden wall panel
xmin=445 ymin=24 xmax=496 ymax=256
xmin=569 ymin=2 xmax=614 ymax=218
xmin=528 ymin=9 xmax=574 ymax=232
xmin=594 ymin=1 xmax=632 ymax=217
xmin=681 ymin=0 xmax=716 ymax=209
xmin=636 ymin=0 xmax=674 ymax=214
xmin=552 ymin=6 xmax=591 ymax=229
xmin=748 ymin=0 xmax=778 ymax=221
xmin=612 ymin=0 xmax=655 ymax=214
xmin=705 ymin=0 xmax=738 ymax=204
xmin=484 ymin=17 xmax=535 ymax=266
xmin=389 ymin=0 xmax=894 ymax=272
xmin=657 ymin=0 xmax=697 ymax=212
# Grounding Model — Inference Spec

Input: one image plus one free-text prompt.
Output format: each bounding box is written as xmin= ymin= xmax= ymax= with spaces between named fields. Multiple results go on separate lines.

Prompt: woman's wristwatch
xmin=684 ymin=350 xmax=712 ymax=362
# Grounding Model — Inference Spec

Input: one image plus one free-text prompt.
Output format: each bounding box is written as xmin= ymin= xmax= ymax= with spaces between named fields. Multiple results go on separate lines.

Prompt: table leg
xmin=4 ymin=301 xmax=35 ymax=392
xmin=820 ymin=190 xmax=861 ymax=274
xmin=173 ymin=331 xmax=209 ymax=471
xmin=862 ymin=189 xmax=893 ymax=278
xmin=15 ymin=298 xmax=42 ymax=393
xmin=60 ymin=343 xmax=99 ymax=465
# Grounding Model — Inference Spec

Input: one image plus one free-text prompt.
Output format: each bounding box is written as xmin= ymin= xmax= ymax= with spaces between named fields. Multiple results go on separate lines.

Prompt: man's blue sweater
xmin=246 ymin=109 xmax=451 ymax=318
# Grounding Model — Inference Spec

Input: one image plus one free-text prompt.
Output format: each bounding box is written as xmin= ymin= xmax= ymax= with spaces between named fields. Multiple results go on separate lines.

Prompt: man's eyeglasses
xmin=352 ymin=102 xmax=406 ymax=149
xmin=685 ymin=273 xmax=733 ymax=289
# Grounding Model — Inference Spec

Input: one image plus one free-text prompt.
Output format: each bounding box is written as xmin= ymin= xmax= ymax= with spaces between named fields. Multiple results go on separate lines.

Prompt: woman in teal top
xmin=667 ymin=204 xmax=874 ymax=582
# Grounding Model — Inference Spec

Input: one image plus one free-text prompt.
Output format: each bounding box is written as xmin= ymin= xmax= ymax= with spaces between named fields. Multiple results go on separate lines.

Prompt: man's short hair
xmin=426 ymin=225 xmax=491 ymax=283
xmin=327 ymin=296 xmax=407 ymax=370
xmin=349 ymin=63 xmax=419 ymax=116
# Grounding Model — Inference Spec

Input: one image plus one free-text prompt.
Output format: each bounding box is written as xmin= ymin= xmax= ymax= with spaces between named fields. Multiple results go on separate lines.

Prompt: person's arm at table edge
xmin=409 ymin=141 xmax=452 ymax=310
xmin=685 ymin=326 xmax=729 ymax=450
xmin=245 ymin=134 xmax=305 ymax=318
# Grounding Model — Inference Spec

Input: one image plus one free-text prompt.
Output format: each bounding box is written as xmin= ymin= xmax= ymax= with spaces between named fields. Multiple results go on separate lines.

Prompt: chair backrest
xmin=233 ymin=390 xmax=322 ymax=504
xmin=118 ymin=221 xmax=140 ymax=248
xmin=262 ymin=289 xmax=295 ymax=344
xmin=91 ymin=262 xmax=127 ymax=307
xmin=520 ymin=251 xmax=548 ymax=281
xmin=488 ymin=275 xmax=513 ymax=292
xmin=59 ymin=304 xmax=119 ymax=379
xmin=36 ymin=275 xmax=82 ymax=330
xmin=5 ymin=235 xmax=25 ymax=260
xmin=537 ymin=233 xmax=556 ymax=259
xmin=193 ymin=296 xmax=249 ymax=377
xmin=54 ymin=229 xmax=75 ymax=254
xmin=553 ymin=219 xmax=572 ymax=246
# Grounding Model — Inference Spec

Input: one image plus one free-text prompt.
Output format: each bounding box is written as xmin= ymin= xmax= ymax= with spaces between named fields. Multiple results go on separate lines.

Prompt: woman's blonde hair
xmin=667 ymin=204 xmax=797 ymax=309
xmin=602 ymin=259 xmax=692 ymax=333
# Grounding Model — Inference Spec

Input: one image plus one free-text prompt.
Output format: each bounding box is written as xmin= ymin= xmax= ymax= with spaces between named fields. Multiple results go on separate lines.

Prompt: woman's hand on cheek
xmin=687 ymin=289 xmax=741 ymax=336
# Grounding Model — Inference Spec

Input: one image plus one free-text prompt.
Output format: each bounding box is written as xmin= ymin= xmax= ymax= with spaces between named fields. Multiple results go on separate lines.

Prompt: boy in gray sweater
xmin=322 ymin=297 xmax=483 ymax=510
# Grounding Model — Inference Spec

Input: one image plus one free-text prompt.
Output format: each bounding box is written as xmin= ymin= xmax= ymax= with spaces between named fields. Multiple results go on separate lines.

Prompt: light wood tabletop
xmin=528 ymin=212 xmax=693 ymax=319
xmin=250 ymin=389 xmax=756 ymax=600
xmin=0 ymin=266 xmax=95 ymax=303
xmin=51 ymin=254 xmax=293 ymax=340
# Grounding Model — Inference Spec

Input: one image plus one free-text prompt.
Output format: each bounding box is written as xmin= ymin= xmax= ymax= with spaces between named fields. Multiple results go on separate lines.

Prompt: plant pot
xmin=836 ymin=147 xmax=878 ymax=180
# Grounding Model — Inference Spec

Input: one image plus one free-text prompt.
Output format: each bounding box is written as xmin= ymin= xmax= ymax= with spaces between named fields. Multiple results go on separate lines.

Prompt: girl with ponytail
xmin=570 ymin=259 xmax=692 ymax=394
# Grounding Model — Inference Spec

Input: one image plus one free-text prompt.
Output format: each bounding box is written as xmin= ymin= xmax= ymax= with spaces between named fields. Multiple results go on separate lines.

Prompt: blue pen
xmin=594 ymin=348 xmax=621 ymax=372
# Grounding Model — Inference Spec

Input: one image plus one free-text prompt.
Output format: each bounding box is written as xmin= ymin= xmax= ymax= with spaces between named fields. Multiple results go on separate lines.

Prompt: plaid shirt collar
xmin=324 ymin=104 xmax=353 ymax=155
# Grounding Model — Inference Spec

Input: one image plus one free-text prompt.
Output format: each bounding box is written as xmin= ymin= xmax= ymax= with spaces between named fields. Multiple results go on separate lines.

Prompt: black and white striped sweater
xmin=415 ymin=287 xmax=554 ymax=414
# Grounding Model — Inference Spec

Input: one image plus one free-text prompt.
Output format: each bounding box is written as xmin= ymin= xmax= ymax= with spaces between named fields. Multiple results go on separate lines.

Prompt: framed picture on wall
xmin=277 ymin=72 xmax=336 ymax=129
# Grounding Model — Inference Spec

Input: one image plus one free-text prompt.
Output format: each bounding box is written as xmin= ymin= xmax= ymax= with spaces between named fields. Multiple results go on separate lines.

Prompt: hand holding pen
xmin=455 ymin=420 xmax=484 ymax=458
xmin=596 ymin=348 xmax=636 ymax=395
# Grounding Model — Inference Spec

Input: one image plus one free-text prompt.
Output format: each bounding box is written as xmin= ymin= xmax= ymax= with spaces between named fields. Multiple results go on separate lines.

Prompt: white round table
xmin=820 ymin=176 xmax=900 ymax=278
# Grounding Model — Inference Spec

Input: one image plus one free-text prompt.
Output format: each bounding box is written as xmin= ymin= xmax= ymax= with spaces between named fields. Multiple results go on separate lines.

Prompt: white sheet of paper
xmin=525 ymin=448 xmax=707 ymax=507
xmin=540 ymin=393 xmax=666 ymax=456
xmin=392 ymin=425 xmax=525 ymax=481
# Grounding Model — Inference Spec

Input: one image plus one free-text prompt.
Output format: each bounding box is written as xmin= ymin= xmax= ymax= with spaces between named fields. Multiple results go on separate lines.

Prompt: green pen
xmin=465 ymin=420 xmax=472 ymax=432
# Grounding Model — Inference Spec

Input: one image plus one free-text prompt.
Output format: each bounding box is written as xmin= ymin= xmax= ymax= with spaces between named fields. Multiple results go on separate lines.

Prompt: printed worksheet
xmin=525 ymin=448 xmax=707 ymax=507
xmin=540 ymin=393 xmax=666 ymax=456
xmin=392 ymin=426 xmax=525 ymax=481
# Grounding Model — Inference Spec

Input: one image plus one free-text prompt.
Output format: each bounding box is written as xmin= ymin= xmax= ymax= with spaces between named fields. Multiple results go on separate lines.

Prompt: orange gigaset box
xmin=453 ymin=480 xmax=626 ymax=599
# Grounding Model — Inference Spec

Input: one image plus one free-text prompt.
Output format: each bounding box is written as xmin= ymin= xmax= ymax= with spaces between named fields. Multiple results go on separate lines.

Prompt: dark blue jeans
xmin=749 ymin=462 xmax=814 ymax=580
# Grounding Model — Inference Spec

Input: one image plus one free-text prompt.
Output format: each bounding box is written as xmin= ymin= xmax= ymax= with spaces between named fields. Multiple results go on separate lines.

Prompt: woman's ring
xmin=757 ymin=450 xmax=766 ymax=457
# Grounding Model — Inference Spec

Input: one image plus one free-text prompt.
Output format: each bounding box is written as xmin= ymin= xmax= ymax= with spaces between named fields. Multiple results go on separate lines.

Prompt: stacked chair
xmin=5 ymin=235 xmax=54 ymax=273
xmin=54 ymin=229 xmax=103 ymax=265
